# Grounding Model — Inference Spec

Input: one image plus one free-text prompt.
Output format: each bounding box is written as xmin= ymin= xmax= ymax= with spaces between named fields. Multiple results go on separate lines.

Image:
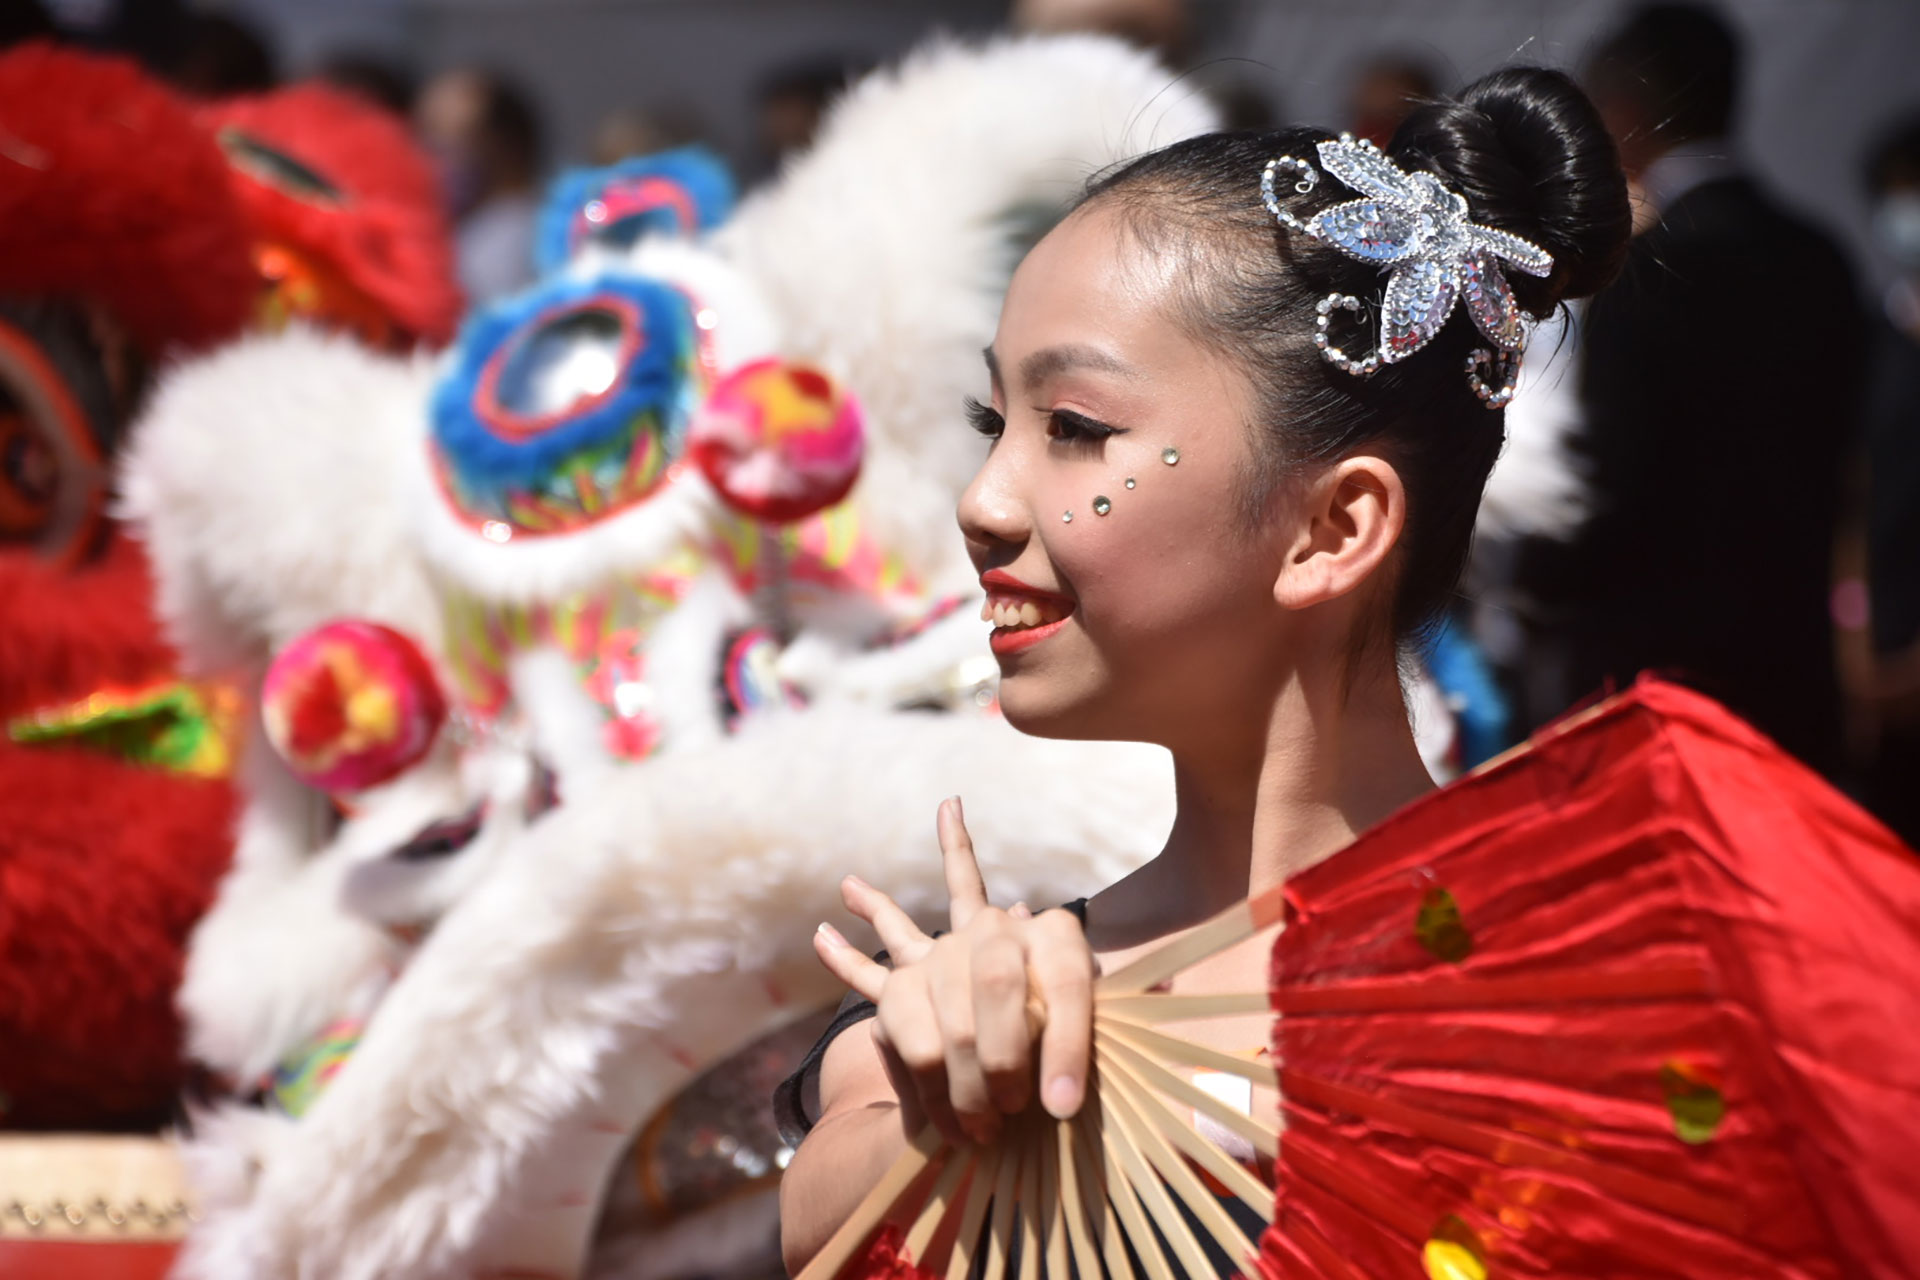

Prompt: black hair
xmin=1586 ymin=2 xmax=1741 ymax=144
xmin=478 ymin=73 xmax=543 ymax=176
xmin=319 ymin=51 xmax=419 ymax=118
xmin=1078 ymin=66 xmax=1630 ymax=641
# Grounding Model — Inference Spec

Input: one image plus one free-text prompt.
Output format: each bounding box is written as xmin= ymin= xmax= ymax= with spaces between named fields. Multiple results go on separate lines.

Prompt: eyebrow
xmin=981 ymin=344 xmax=1137 ymax=391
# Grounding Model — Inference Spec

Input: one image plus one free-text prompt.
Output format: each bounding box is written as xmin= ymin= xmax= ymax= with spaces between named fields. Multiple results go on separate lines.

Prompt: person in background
xmin=1856 ymin=113 xmax=1920 ymax=842
xmin=1012 ymin=0 xmax=1190 ymax=65
xmin=590 ymin=103 xmax=709 ymax=167
xmin=416 ymin=67 xmax=544 ymax=305
xmin=1518 ymin=2 xmax=1865 ymax=777
xmin=1347 ymin=54 xmax=1440 ymax=147
xmin=165 ymin=10 xmax=276 ymax=97
xmin=319 ymin=50 xmax=418 ymax=118
xmin=753 ymin=57 xmax=862 ymax=179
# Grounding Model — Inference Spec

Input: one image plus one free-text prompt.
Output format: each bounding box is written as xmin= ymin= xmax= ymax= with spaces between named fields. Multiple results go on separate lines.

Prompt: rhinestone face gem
xmin=1161 ymin=447 xmax=1180 ymax=466
xmin=1092 ymin=495 xmax=1112 ymax=516
xmin=1124 ymin=477 xmax=1136 ymax=489
xmin=1660 ymin=1060 xmax=1726 ymax=1144
xmin=1061 ymin=510 xmax=1073 ymax=523
xmin=1415 ymin=886 xmax=1472 ymax=962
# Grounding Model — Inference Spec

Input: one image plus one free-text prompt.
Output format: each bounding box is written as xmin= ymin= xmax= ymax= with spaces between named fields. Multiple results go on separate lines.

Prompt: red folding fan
xmin=797 ymin=679 xmax=1920 ymax=1280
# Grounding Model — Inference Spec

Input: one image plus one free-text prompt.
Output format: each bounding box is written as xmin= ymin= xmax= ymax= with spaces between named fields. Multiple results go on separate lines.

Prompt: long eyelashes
xmin=963 ymin=395 xmax=1005 ymax=439
xmin=1046 ymin=408 xmax=1122 ymax=445
xmin=962 ymin=396 xmax=1125 ymax=447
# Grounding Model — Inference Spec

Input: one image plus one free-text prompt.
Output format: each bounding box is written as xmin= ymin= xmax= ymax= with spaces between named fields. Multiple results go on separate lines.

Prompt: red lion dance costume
xmin=0 ymin=43 xmax=462 ymax=1273
xmin=0 ymin=42 xmax=255 ymax=1134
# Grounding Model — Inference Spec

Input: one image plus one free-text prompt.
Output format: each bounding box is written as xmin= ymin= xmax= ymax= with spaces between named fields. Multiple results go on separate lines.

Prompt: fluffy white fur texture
xmin=1476 ymin=307 xmax=1587 ymax=541
xmin=176 ymin=737 xmax=405 ymax=1086
xmin=118 ymin=323 xmax=447 ymax=672
xmin=722 ymin=34 xmax=1220 ymax=593
xmin=179 ymin=725 xmax=549 ymax=1087
xmin=122 ymin=325 xmax=545 ymax=1090
xmin=169 ymin=709 xmax=1171 ymax=1280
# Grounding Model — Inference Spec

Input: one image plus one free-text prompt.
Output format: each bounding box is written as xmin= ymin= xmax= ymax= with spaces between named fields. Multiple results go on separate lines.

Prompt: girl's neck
xmin=1090 ymin=656 xmax=1434 ymax=947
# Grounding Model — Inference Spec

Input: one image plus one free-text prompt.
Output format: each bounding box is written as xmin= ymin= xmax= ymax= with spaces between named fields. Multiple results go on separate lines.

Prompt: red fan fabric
xmin=0 ymin=42 xmax=254 ymax=356
xmin=201 ymin=83 xmax=463 ymax=346
xmin=1263 ymin=677 xmax=1920 ymax=1280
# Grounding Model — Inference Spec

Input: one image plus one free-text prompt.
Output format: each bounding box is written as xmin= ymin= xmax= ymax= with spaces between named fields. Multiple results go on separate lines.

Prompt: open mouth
xmin=981 ymin=591 xmax=1074 ymax=655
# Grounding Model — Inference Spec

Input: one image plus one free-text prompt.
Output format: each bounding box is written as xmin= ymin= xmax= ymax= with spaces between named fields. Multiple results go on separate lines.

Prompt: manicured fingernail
xmin=952 ymin=795 xmax=965 ymax=821
xmin=1043 ymin=1075 xmax=1081 ymax=1118
xmin=1010 ymin=902 xmax=1033 ymax=920
xmin=817 ymin=922 xmax=847 ymax=948
xmin=844 ymin=874 xmax=868 ymax=890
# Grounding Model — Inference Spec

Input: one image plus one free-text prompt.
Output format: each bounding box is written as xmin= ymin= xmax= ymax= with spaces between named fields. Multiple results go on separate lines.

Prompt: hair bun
xmin=1391 ymin=66 xmax=1631 ymax=313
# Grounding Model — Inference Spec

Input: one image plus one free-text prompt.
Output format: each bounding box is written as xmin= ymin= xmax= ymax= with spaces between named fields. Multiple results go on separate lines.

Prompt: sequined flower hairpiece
xmin=1260 ymin=134 xmax=1554 ymax=408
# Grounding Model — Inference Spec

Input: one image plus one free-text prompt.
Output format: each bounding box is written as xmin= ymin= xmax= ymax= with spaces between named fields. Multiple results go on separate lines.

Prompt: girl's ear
xmin=1271 ymin=453 xmax=1407 ymax=611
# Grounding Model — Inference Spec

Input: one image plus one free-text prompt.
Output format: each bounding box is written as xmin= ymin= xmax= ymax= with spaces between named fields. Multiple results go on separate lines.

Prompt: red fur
xmin=0 ymin=532 xmax=180 ymax=721
xmin=0 ymin=533 xmax=235 ymax=1128
xmin=0 ymin=741 xmax=233 ymax=1129
xmin=0 ymin=43 xmax=254 ymax=355
xmin=202 ymin=84 xmax=464 ymax=345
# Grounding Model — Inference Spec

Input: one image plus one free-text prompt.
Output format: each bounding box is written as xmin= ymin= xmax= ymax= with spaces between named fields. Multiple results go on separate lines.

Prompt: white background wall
xmin=222 ymin=0 xmax=1920 ymax=291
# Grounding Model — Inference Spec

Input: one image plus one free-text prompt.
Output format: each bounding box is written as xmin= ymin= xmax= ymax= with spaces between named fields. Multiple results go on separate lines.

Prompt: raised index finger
xmin=938 ymin=796 xmax=991 ymax=931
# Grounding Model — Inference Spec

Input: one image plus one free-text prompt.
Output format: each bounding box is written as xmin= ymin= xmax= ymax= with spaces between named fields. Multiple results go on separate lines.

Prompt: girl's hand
xmin=812 ymin=797 xmax=1095 ymax=1147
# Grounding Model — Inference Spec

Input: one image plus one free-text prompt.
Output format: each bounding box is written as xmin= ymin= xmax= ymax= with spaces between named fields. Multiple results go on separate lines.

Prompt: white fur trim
xmin=177 ymin=739 xmax=402 ymax=1084
xmin=118 ymin=324 xmax=446 ymax=671
xmin=184 ymin=711 xmax=1170 ymax=1279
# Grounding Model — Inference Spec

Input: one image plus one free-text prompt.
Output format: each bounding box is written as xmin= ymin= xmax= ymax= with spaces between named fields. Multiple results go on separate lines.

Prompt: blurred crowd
xmin=3 ymin=0 xmax=1917 ymax=847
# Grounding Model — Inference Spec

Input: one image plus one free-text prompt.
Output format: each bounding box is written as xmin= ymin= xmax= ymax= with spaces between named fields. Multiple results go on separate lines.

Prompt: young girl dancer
xmin=778 ymin=61 xmax=1634 ymax=1268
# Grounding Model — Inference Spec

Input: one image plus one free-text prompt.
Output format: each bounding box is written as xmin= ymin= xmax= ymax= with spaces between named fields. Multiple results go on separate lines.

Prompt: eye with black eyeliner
xmin=963 ymin=395 xmax=1005 ymax=439
xmin=1046 ymin=408 xmax=1124 ymax=445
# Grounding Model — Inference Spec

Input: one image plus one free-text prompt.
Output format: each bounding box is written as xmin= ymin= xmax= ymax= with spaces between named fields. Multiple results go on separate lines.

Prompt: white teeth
xmin=982 ymin=593 xmax=1069 ymax=631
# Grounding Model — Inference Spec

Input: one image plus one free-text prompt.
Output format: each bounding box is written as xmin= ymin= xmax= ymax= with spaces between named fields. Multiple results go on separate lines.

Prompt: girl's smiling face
xmin=958 ymin=202 xmax=1304 ymax=748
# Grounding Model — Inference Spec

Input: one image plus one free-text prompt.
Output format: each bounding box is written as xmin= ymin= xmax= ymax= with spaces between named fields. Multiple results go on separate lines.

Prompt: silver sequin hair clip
xmin=1260 ymin=134 xmax=1554 ymax=408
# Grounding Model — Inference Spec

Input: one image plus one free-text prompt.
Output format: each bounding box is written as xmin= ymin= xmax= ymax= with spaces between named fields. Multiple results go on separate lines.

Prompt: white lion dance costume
xmin=123 ymin=35 xmax=1215 ymax=1280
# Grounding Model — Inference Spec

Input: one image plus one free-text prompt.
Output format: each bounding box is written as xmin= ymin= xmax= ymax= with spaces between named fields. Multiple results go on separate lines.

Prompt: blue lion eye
xmin=430 ymin=275 xmax=696 ymax=539
xmin=492 ymin=306 xmax=628 ymax=420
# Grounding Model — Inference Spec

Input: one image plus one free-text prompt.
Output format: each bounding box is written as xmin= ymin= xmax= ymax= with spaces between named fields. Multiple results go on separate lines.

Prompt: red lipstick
xmin=979 ymin=568 xmax=1073 ymax=605
xmin=980 ymin=569 xmax=1075 ymax=655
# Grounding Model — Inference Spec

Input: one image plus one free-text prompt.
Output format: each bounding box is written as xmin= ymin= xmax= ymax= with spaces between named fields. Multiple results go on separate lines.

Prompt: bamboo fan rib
xmin=797 ymin=887 xmax=1292 ymax=1280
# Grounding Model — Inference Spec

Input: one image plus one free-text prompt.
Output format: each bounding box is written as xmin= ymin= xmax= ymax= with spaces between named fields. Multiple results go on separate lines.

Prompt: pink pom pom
xmin=688 ymin=359 xmax=863 ymax=524
xmin=261 ymin=620 xmax=447 ymax=793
